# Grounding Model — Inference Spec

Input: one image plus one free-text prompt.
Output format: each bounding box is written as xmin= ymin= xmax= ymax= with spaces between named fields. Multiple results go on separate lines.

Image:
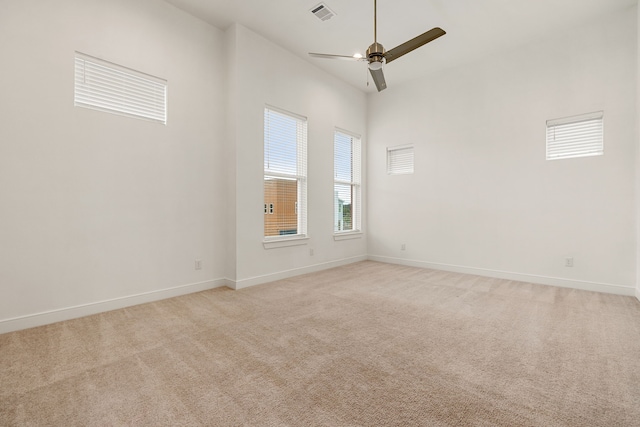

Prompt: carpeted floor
xmin=1 ymin=261 xmax=640 ymax=426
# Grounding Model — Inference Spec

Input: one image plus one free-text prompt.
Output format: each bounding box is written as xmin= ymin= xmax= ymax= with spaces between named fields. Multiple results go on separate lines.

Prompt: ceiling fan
xmin=309 ymin=0 xmax=446 ymax=92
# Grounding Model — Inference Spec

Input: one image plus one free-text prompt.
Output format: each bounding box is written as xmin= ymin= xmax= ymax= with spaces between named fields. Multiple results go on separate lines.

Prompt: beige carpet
xmin=1 ymin=261 xmax=640 ymax=426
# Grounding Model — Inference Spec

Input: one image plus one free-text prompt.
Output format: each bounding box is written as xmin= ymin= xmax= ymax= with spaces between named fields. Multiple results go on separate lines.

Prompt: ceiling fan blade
xmin=309 ymin=53 xmax=364 ymax=61
xmin=384 ymin=27 xmax=446 ymax=64
xmin=369 ymin=67 xmax=387 ymax=92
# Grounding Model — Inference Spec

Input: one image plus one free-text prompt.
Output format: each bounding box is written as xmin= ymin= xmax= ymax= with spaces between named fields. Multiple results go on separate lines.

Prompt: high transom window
xmin=74 ymin=52 xmax=167 ymax=124
xmin=546 ymin=111 xmax=603 ymax=160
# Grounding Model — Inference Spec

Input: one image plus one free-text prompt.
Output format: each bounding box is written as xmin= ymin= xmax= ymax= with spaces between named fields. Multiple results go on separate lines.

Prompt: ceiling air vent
xmin=310 ymin=3 xmax=336 ymax=21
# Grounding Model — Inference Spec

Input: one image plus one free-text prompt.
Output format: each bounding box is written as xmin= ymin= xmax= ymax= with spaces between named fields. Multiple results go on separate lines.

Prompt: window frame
xmin=263 ymin=106 xmax=308 ymax=244
xmin=333 ymin=129 xmax=362 ymax=235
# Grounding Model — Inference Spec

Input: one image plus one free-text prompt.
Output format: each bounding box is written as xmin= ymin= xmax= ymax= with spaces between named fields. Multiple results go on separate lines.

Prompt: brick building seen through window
xmin=264 ymin=178 xmax=298 ymax=236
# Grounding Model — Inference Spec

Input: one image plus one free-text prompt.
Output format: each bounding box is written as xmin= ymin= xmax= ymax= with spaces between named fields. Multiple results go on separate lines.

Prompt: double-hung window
xmin=264 ymin=107 xmax=307 ymax=238
xmin=334 ymin=130 xmax=361 ymax=233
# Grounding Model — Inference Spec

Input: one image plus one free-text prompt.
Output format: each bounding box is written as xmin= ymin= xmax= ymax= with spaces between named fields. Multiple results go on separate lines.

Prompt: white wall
xmin=0 ymin=0 xmax=227 ymax=331
xmin=368 ymin=6 xmax=638 ymax=295
xmin=225 ymin=25 xmax=368 ymax=288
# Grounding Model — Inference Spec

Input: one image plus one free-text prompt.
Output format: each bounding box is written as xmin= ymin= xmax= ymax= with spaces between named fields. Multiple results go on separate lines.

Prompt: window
xmin=74 ymin=52 xmax=167 ymax=124
xmin=334 ymin=130 xmax=361 ymax=233
xmin=264 ymin=107 xmax=307 ymax=238
xmin=387 ymin=145 xmax=414 ymax=175
xmin=546 ymin=111 xmax=603 ymax=160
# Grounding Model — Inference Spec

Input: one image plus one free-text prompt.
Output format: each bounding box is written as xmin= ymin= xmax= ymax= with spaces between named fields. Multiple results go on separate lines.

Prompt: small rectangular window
xmin=74 ymin=52 xmax=167 ymax=124
xmin=546 ymin=111 xmax=603 ymax=160
xmin=387 ymin=145 xmax=414 ymax=175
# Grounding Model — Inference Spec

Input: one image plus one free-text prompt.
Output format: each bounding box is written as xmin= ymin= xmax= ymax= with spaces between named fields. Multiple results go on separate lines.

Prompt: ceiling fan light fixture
xmin=368 ymin=58 xmax=384 ymax=71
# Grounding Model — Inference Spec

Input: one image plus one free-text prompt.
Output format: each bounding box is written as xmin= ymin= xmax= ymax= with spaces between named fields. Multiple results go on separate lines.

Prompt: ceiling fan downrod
xmin=367 ymin=0 xmax=385 ymax=70
xmin=374 ymin=0 xmax=377 ymax=43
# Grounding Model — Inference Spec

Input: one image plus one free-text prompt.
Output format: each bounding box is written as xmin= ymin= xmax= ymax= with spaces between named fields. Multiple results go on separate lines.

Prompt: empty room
xmin=1 ymin=0 xmax=640 ymax=425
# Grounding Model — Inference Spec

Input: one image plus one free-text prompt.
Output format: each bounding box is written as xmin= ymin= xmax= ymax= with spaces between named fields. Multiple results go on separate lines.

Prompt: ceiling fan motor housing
xmin=367 ymin=42 xmax=385 ymax=69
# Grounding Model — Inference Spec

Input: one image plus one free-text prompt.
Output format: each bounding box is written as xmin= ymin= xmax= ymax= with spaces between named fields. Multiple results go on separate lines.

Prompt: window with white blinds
xmin=74 ymin=52 xmax=167 ymax=124
xmin=334 ymin=130 xmax=361 ymax=233
xmin=546 ymin=111 xmax=603 ymax=160
xmin=264 ymin=106 xmax=307 ymax=239
xmin=387 ymin=145 xmax=414 ymax=175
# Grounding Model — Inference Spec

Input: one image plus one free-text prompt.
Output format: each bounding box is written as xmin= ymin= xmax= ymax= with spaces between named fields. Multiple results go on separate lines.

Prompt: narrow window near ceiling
xmin=387 ymin=145 xmax=414 ymax=175
xmin=74 ymin=52 xmax=167 ymax=124
xmin=334 ymin=130 xmax=361 ymax=233
xmin=546 ymin=111 xmax=603 ymax=160
xmin=264 ymin=106 xmax=307 ymax=239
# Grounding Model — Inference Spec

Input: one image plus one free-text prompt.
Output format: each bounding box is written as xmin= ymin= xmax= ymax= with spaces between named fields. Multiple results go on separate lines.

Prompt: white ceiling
xmin=162 ymin=0 xmax=637 ymax=93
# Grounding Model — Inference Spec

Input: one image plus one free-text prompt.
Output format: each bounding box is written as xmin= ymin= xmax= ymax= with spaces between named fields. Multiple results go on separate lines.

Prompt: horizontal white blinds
xmin=334 ymin=132 xmax=355 ymax=183
xmin=546 ymin=111 xmax=603 ymax=160
xmin=264 ymin=108 xmax=307 ymax=177
xmin=387 ymin=145 xmax=414 ymax=175
xmin=74 ymin=53 xmax=167 ymax=124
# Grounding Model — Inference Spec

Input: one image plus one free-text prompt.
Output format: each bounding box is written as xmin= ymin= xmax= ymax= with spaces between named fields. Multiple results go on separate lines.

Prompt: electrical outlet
xmin=309 ymin=248 xmax=314 ymax=256
xmin=565 ymin=257 xmax=573 ymax=267
xmin=195 ymin=259 xmax=202 ymax=270
xmin=401 ymin=244 xmax=406 ymax=251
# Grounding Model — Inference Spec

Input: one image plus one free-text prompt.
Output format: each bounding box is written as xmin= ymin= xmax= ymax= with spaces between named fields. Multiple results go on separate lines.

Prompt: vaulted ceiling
xmin=163 ymin=0 xmax=638 ymax=92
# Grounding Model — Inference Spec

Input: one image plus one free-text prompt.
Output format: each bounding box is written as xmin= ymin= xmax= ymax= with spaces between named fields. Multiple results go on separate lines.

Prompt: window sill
xmin=263 ymin=236 xmax=309 ymax=249
xmin=333 ymin=232 xmax=363 ymax=241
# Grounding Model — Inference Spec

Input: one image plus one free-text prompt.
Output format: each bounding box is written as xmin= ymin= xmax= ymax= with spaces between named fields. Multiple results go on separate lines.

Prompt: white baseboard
xmin=368 ymin=255 xmax=636 ymax=297
xmin=229 ymin=255 xmax=368 ymax=290
xmin=0 ymin=278 xmax=230 ymax=335
xmin=4 ymin=256 xmax=635 ymax=335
